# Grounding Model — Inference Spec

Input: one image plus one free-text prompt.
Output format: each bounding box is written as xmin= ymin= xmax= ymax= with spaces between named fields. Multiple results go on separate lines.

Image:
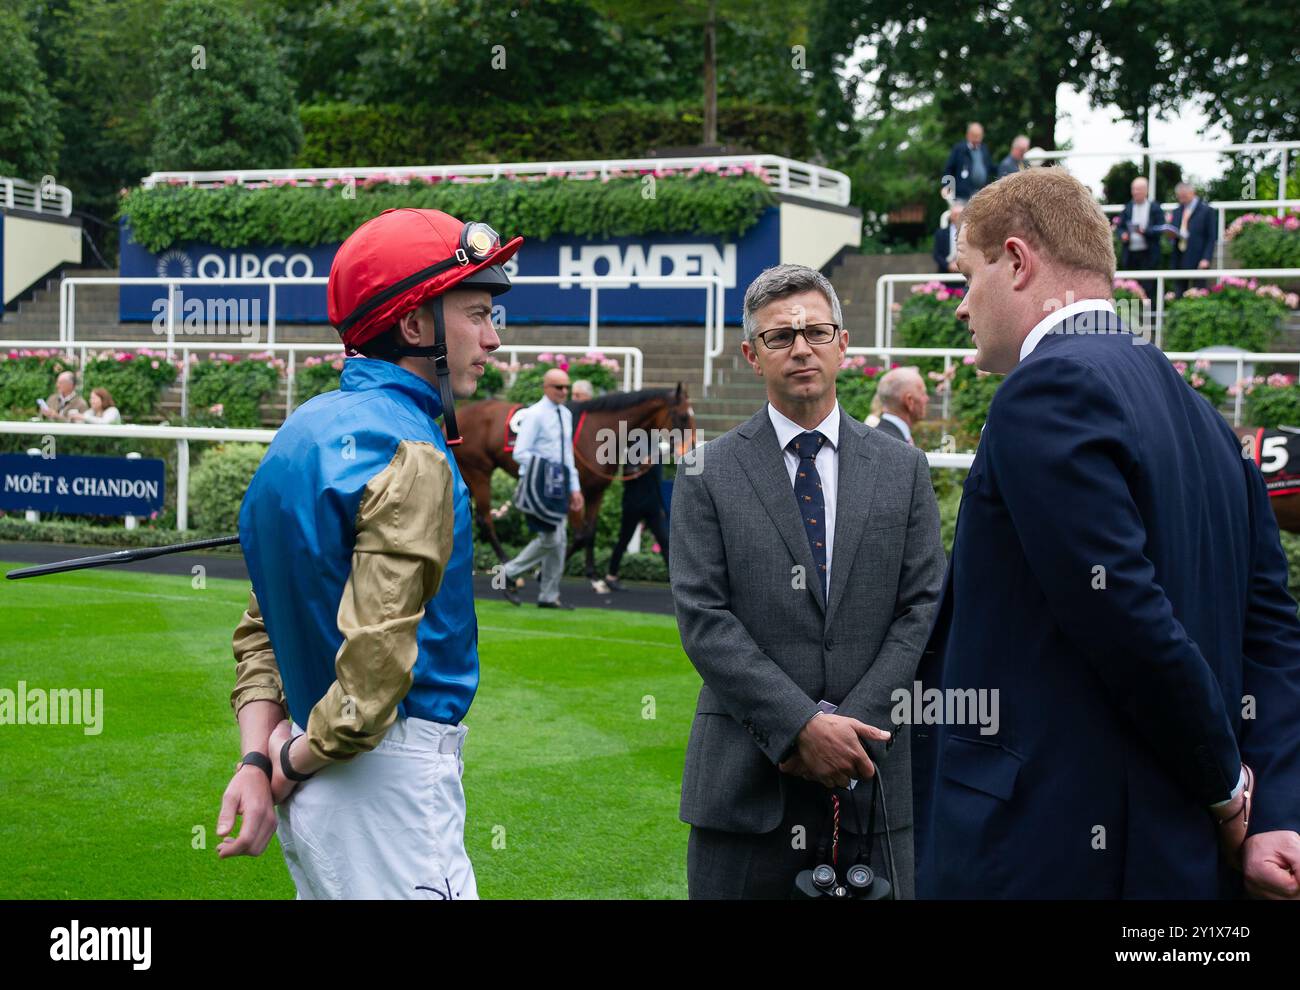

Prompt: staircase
xmin=825 ymin=252 xmax=933 ymax=344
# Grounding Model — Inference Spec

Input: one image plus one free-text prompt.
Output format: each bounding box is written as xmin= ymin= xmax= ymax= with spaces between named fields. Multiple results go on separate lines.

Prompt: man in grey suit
xmin=669 ymin=264 xmax=946 ymax=899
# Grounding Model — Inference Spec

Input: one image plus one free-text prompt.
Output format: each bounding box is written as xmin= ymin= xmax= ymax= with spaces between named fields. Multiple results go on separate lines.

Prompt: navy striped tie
xmin=788 ymin=431 xmax=828 ymax=598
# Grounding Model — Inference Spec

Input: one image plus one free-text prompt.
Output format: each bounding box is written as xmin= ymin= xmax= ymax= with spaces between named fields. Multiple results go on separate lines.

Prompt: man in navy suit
xmin=1116 ymin=176 xmax=1165 ymax=299
xmin=913 ymin=168 xmax=1300 ymax=899
xmin=1166 ymin=182 xmax=1218 ymax=296
xmin=932 ymin=202 xmax=964 ymax=275
xmin=941 ymin=122 xmax=995 ymax=202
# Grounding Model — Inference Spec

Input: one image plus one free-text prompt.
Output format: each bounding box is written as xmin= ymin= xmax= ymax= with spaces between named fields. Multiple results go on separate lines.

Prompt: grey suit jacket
xmin=670 ymin=404 xmax=946 ymax=849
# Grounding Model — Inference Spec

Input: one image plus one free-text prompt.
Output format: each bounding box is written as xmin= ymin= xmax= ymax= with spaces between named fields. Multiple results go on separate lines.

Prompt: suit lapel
xmin=825 ymin=410 xmax=880 ymax=626
xmin=736 ymin=407 xmax=826 ymax=613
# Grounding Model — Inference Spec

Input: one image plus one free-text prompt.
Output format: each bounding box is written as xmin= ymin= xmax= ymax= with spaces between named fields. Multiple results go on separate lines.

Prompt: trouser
xmin=607 ymin=506 xmax=669 ymax=576
xmin=503 ymin=518 xmax=566 ymax=603
xmin=686 ymin=777 xmax=914 ymax=900
xmin=275 ymin=717 xmax=476 ymax=900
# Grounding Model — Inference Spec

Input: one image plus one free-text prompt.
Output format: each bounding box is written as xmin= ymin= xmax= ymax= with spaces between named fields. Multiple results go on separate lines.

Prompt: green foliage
xmin=187 ymin=442 xmax=267 ymax=532
xmin=294 ymin=356 xmax=344 ymax=403
xmin=81 ymin=350 xmax=178 ymax=420
xmin=1245 ymin=384 xmax=1300 ymax=430
xmin=120 ymin=172 xmax=777 ymax=253
xmin=835 ymin=366 xmax=883 ymax=421
xmin=949 ymin=364 xmax=1002 ymax=445
xmin=0 ymin=5 xmax=61 ymax=176
xmin=1162 ymin=284 xmax=1288 ymax=352
xmin=0 ymin=514 xmax=237 ymax=549
xmin=148 ymin=0 xmax=301 ymax=171
xmin=297 ymin=99 xmax=812 ymax=169
xmin=1228 ymin=216 xmax=1300 ymax=270
xmin=895 ymin=285 xmax=968 ymax=372
xmin=188 ymin=359 xmax=281 ymax=428
xmin=0 ymin=352 xmax=69 ymax=419
xmin=505 ymin=358 xmax=622 ymax=405
xmin=475 ymin=361 xmax=506 ymax=400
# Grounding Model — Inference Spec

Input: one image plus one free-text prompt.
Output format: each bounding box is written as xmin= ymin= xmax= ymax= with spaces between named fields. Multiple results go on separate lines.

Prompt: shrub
xmin=81 ymin=348 xmax=179 ymax=420
xmin=187 ymin=442 xmax=267 ymax=532
xmin=295 ymin=354 xmax=345 ymax=403
xmin=1162 ymin=279 xmax=1295 ymax=352
xmin=835 ymin=358 xmax=886 ymax=421
xmin=1238 ymin=375 xmax=1300 ymax=428
xmin=187 ymin=352 xmax=283 ymax=427
xmin=895 ymin=282 xmax=967 ymax=373
xmin=505 ymin=352 xmax=621 ymax=404
xmin=0 ymin=350 xmax=68 ymax=419
xmin=119 ymin=170 xmax=777 ymax=252
xmin=942 ymin=359 xmax=1003 ymax=446
xmin=1226 ymin=213 xmax=1300 ymax=269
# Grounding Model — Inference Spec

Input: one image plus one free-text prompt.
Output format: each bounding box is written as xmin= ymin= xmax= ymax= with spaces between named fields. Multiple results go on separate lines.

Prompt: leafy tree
xmin=0 ymin=5 xmax=62 ymax=177
xmin=149 ymin=0 xmax=301 ymax=171
xmin=1100 ymin=159 xmax=1183 ymax=205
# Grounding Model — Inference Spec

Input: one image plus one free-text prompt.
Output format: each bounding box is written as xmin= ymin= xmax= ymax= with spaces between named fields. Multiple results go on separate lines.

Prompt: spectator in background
xmin=69 ymin=387 xmax=122 ymax=425
xmin=38 ymin=371 xmax=88 ymax=421
xmin=997 ymin=135 xmax=1031 ymax=178
xmin=1166 ymin=182 xmax=1217 ymax=296
xmin=942 ymin=122 xmax=995 ymax=202
xmin=570 ymin=379 xmax=594 ymax=403
xmin=602 ymin=445 xmax=669 ymax=593
xmin=933 ymin=202 xmax=965 ymax=274
xmin=1116 ymin=177 xmax=1165 ymax=299
xmin=872 ymin=367 xmax=928 ymax=446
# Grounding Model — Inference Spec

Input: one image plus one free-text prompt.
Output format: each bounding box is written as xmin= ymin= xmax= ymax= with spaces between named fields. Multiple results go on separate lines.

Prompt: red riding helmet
xmin=327 ymin=208 xmax=523 ymax=444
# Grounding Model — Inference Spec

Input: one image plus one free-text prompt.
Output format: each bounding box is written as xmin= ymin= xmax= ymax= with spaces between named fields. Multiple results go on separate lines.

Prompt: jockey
xmin=215 ymin=208 xmax=521 ymax=899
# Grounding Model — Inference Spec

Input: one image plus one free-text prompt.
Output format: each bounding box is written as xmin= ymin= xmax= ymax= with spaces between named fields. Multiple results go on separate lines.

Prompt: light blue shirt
xmin=513 ymin=395 xmax=580 ymax=493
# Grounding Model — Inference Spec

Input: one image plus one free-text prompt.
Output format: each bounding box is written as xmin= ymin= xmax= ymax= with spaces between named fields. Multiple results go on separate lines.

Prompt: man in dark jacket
xmin=941 ymin=122 xmax=995 ymax=202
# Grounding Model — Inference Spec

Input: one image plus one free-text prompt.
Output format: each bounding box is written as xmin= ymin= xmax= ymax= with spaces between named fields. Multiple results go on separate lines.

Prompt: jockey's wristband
xmin=279 ymin=736 xmax=318 ymax=782
xmin=239 ymin=751 xmax=273 ymax=782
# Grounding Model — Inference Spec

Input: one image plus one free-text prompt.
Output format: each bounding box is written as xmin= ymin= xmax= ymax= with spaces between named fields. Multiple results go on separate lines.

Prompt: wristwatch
xmin=238 ymin=751 xmax=273 ymax=782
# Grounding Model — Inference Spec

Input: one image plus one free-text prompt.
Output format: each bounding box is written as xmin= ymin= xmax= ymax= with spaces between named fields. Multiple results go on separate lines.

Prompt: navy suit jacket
xmin=1169 ymin=199 xmax=1218 ymax=269
xmin=933 ymin=225 xmax=957 ymax=274
xmin=942 ymin=142 xmax=995 ymax=201
xmin=913 ymin=310 xmax=1300 ymax=898
xmin=1117 ymin=199 xmax=1166 ymax=269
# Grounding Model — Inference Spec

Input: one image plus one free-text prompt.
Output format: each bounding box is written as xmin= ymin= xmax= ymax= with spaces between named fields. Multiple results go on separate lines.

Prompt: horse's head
xmin=665 ymin=382 xmax=697 ymax=458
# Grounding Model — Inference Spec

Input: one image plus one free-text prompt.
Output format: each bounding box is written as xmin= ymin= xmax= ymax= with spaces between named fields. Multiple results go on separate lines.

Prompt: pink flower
xmin=209 ymin=403 xmax=224 ymax=416
xmin=150 ymin=360 xmax=159 ymax=369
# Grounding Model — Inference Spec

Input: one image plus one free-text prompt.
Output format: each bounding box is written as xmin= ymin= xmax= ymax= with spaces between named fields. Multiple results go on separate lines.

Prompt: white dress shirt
xmin=512 ymin=395 xmax=580 ymax=493
xmin=1019 ymin=298 xmax=1117 ymax=362
xmin=80 ymin=406 xmax=122 ymax=425
xmin=768 ymin=402 xmax=840 ymax=585
xmin=1128 ymin=200 xmax=1151 ymax=251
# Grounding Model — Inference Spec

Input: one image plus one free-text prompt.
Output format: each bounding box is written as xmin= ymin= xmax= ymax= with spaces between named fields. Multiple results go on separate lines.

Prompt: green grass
xmin=0 ymin=562 xmax=697 ymax=899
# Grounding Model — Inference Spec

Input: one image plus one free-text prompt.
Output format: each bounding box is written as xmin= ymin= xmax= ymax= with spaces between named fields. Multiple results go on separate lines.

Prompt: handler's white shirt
xmin=768 ymin=402 xmax=839 ymax=585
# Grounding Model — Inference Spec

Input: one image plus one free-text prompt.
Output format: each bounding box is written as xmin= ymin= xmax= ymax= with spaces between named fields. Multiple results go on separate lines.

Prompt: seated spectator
xmin=872 ymin=366 xmax=928 ymax=446
xmin=998 ymin=135 xmax=1031 ymax=178
xmin=933 ymin=202 xmax=965 ymax=274
xmin=69 ymin=388 xmax=122 ymax=425
xmin=38 ymin=371 xmax=89 ymax=421
xmin=941 ymin=122 xmax=995 ymax=201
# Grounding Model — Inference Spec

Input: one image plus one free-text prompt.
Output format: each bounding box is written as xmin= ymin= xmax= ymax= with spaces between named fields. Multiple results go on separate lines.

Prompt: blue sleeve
xmin=1238 ymin=454 xmax=1300 ymax=834
xmin=985 ymin=357 xmax=1241 ymax=804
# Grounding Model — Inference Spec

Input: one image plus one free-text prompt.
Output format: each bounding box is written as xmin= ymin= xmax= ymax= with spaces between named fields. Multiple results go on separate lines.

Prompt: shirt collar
xmin=767 ymin=402 xmax=840 ymax=451
xmin=880 ymin=412 xmax=913 ymax=443
xmin=1019 ymin=298 xmax=1117 ymax=362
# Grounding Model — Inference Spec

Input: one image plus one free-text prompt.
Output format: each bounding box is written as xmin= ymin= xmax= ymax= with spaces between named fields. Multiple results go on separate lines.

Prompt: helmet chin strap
xmin=391 ymin=296 xmax=463 ymax=445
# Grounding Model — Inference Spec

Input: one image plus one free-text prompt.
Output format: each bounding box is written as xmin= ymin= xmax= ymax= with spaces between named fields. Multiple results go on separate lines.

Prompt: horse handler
xmin=214 ymin=208 xmax=521 ymax=899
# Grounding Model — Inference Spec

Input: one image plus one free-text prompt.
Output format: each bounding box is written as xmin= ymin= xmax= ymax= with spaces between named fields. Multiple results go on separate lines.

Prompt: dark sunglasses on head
xmin=757 ymin=323 xmax=841 ymax=349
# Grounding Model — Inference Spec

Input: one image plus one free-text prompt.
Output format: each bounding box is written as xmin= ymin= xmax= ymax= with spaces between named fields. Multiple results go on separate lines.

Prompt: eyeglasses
xmin=547 ymin=383 xmax=570 ymax=391
xmin=755 ymin=323 xmax=841 ymax=350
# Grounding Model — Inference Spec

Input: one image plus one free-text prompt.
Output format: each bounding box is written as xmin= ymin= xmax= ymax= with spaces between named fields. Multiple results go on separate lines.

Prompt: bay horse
xmin=1235 ymin=425 xmax=1300 ymax=533
xmin=448 ymin=384 xmax=697 ymax=587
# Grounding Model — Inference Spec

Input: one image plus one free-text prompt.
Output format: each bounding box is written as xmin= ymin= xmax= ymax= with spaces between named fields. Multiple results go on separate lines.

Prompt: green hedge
xmin=296 ymin=100 xmax=812 ymax=170
xmin=835 ymin=362 xmax=884 ymax=421
xmin=0 ymin=351 xmax=67 ymax=418
xmin=187 ymin=442 xmax=267 ymax=532
xmin=120 ymin=172 xmax=777 ymax=253
xmin=1243 ymin=381 xmax=1300 ymax=428
xmin=505 ymin=355 xmax=621 ymax=405
xmin=1163 ymin=281 xmax=1291 ymax=352
xmin=896 ymin=284 xmax=967 ymax=373
xmin=81 ymin=349 xmax=178 ymax=420
xmin=1226 ymin=214 xmax=1300 ymax=269
xmin=188 ymin=357 xmax=282 ymax=428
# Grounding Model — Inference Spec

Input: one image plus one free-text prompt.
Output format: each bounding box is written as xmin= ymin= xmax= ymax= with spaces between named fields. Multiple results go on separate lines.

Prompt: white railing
xmin=1024 ymin=139 xmax=1300 ymax=215
xmin=2 ymin=338 xmax=644 ymax=426
xmin=0 ymin=420 xmax=275 ymax=531
xmin=845 ymin=344 xmax=1300 ymax=429
xmin=875 ymin=268 xmax=1300 ymax=348
xmin=0 ymin=175 xmax=73 ymax=217
xmin=140 ymin=155 xmax=853 ymax=207
xmin=58 ymin=272 xmax=721 ymax=395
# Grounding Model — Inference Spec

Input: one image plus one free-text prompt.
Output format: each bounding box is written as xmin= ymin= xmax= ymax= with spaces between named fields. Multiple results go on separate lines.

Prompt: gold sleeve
xmin=230 ymin=590 xmax=287 ymax=717
xmin=303 ymin=440 xmax=456 ymax=762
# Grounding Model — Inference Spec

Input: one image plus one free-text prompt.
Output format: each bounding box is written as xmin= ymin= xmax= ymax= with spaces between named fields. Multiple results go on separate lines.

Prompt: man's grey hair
xmin=570 ymin=379 xmax=594 ymax=400
xmin=57 ymin=370 xmax=76 ymax=385
xmin=742 ymin=264 xmax=844 ymax=346
xmin=1175 ymin=182 xmax=1195 ymax=194
xmin=877 ymin=366 xmax=923 ymax=413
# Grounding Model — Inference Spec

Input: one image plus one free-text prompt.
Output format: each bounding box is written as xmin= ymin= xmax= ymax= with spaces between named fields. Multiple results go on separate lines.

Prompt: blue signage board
xmin=0 ymin=454 xmax=165 ymax=516
xmin=118 ymin=208 xmax=780 ymax=326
